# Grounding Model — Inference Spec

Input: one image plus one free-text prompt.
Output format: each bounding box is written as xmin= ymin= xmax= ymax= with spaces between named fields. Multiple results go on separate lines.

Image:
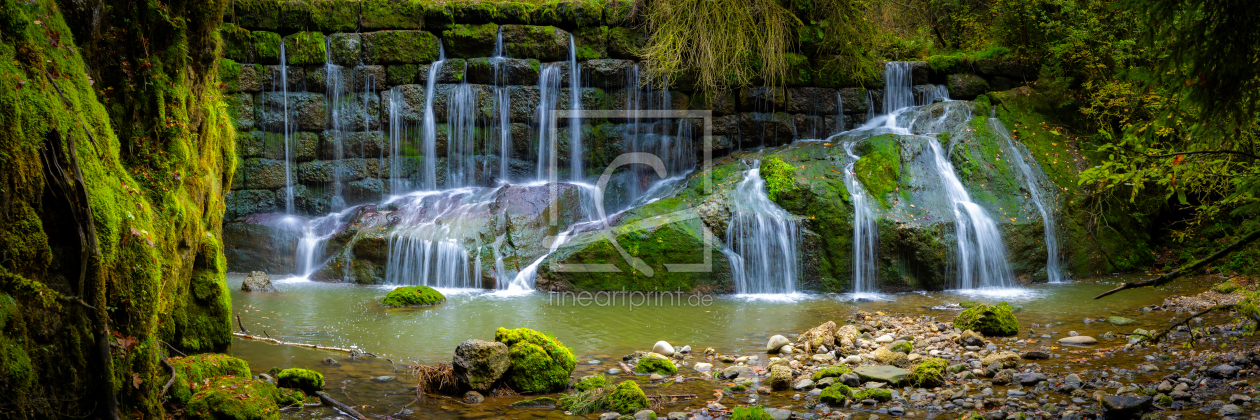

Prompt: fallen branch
xmin=231 ymin=332 xmax=356 ymax=353
xmin=316 ymin=391 xmax=368 ymax=420
xmin=1152 ymin=304 xmax=1239 ymax=344
xmin=160 ymin=357 xmax=176 ymax=396
xmin=647 ymin=394 xmax=698 ymax=399
xmin=619 ymin=361 xmax=633 ymax=375
xmin=1095 ymin=228 xmax=1260 ymax=299
xmin=235 ymin=315 xmax=249 ymax=334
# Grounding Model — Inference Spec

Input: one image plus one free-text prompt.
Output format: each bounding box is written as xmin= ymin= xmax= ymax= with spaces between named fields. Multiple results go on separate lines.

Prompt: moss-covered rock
xmin=169 ymin=354 xmax=253 ymax=404
xmin=235 ymin=0 xmax=281 ymax=31
xmin=359 ymin=0 xmax=426 ymax=30
xmin=812 ymin=365 xmax=851 ymax=381
xmin=760 ymin=156 xmax=798 ymax=202
xmin=607 ymin=380 xmax=649 ymax=414
xmin=854 ymin=387 xmax=892 ymax=402
xmin=891 ymin=340 xmax=912 ymax=354
xmin=281 ymin=31 xmax=325 ymax=65
xmin=731 ymin=406 xmax=774 ymax=420
xmin=502 ymin=25 xmax=569 ymax=62
xmin=186 ymin=376 xmax=305 ymax=420
xmin=854 ymin=134 xmax=900 ymax=208
xmin=495 ymin=327 xmax=577 ymax=393
xmin=309 ymin=0 xmax=359 ymax=33
xmin=765 ymin=365 xmax=793 ymax=390
xmin=575 ymin=374 xmax=608 ymax=391
xmin=381 ymin=286 xmax=446 ymax=307
xmin=954 ymin=302 xmax=1019 ymax=336
xmin=947 ymin=74 xmax=991 ymax=100
xmin=634 ymin=355 xmax=678 ymax=375
xmin=909 ymin=357 xmax=948 ymax=387
xmin=276 ymin=368 xmax=324 ymax=394
xmin=252 ymin=30 xmax=282 ymax=65
xmin=819 ymin=383 xmax=853 ymax=404
xmin=1213 ymin=279 xmax=1242 ymax=294
xmin=443 ymin=23 xmax=500 ymax=58
xmin=363 ymin=30 xmax=440 ymax=65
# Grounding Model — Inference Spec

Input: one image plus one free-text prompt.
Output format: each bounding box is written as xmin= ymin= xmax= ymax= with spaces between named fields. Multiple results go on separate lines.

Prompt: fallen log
xmin=317 ymin=391 xmax=368 ymax=420
xmin=231 ymin=332 xmax=356 ymax=353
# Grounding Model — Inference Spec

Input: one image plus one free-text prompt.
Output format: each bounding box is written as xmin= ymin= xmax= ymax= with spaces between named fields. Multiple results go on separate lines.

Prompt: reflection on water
xmin=227 ymin=274 xmax=1212 ymax=419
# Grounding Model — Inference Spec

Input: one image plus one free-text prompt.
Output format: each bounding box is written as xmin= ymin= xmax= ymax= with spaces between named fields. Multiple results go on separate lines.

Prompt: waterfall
xmin=293 ymin=208 xmax=353 ymax=278
xmin=421 ymin=45 xmax=446 ymax=190
xmin=447 ymin=71 xmax=478 ymax=187
xmin=568 ymin=35 xmax=584 ymax=182
xmin=505 ymin=230 xmax=572 ymax=292
xmin=843 ymin=143 xmax=880 ymax=294
xmin=492 ymin=29 xmax=512 ymax=182
xmin=865 ymin=90 xmax=875 ymax=122
xmin=884 ymin=62 xmax=916 ymax=113
xmin=384 ymin=189 xmax=487 ymax=288
xmin=726 ymin=164 xmax=800 ymax=294
xmin=324 ymin=39 xmax=349 ymax=207
xmin=925 ymin=138 xmax=1016 ymax=289
xmin=835 ymin=91 xmax=845 ymax=133
xmin=989 ymin=117 xmax=1064 ymax=283
xmin=535 ymin=63 xmax=564 ymax=180
xmin=279 ymin=40 xmax=294 ymax=214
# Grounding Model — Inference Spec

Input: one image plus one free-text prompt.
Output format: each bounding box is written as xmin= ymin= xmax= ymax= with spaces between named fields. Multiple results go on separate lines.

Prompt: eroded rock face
xmin=452 ymin=339 xmax=510 ymax=392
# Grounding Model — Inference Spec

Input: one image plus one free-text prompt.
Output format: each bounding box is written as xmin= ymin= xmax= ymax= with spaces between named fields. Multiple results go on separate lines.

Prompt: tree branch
xmin=1095 ymin=227 xmax=1260 ymax=299
xmin=317 ymin=391 xmax=368 ymax=420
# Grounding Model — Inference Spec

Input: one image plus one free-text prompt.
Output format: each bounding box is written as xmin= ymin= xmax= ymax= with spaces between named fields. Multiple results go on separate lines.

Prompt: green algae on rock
xmin=909 ymin=357 xmax=948 ymax=387
xmin=495 ymin=327 xmax=577 ymax=393
xmin=812 ymin=365 xmax=851 ymax=381
xmin=381 ymin=286 xmax=447 ymax=307
xmin=186 ymin=376 xmax=305 ymax=420
xmin=633 ymin=354 xmax=678 ymax=375
xmin=954 ymin=302 xmax=1020 ymax=336
xmin=606 ymin=380 xmax=649 ymax=414
xmin=276 ymin=368 xmax=325 ymax=394
xmin=819 ymin=383 xmax=854 ymax=404
xmin=575 ymin=374 xmax=608 ymax=391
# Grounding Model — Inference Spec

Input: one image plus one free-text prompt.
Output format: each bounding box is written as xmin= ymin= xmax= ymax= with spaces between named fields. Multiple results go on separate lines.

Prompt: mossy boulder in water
xmin=575 ymin=374 xmax=608 ymax=391
xmin=812 ymin=365 xmax=851 ymax=381
xmin=495 ymin=327 xmax=577 ymax=393
xmin=186 ymin=376 xmax=305 ymax=420
xmin=953 ymin=302 xmax=1019 ymax=336
xmin=276 ymin=368 xmax=324 ymax=394
xmin=909 ymin=357 xmax=948 ymax=387
xmin=381 ymin=286 xmax=446 ymax=307
xmin=607 ymin=380 xmax=649 ymax=414
xmin=760 ymin=156 xmax=798 ymax=202
xmin=819 ymin=383 xmax=854 ymax=404
xmin=634 ymin=354 xmax=678 ymax=375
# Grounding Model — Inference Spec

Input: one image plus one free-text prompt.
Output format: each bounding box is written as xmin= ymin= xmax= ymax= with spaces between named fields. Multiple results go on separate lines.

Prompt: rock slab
xmin=452 ymin=339 xmax=510 ymax=392
xmin=853 ymin=365 xmax=909 ymax=385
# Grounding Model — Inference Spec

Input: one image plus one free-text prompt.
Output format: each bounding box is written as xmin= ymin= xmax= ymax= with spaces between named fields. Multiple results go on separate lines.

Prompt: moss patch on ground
xmin=381 ymin=286 xmax=446 ymax=307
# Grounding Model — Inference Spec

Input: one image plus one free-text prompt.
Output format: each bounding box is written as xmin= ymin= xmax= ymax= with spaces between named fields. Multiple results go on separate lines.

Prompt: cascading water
xmin=989 ymin=116 xmax=1064 ymax=283
xmin=568 ymin=35 xmax=583 ymax=182
xmin=725 ymin=164 xmax=800 ymax=294
xmin=492 ymin=29 xmax=512 ymax=182
xmin=884 ymin=62 xmax=916 ymax=112
xmin=506 ymin=230 xmax=573 ymax=292
xmin=384 ymin=189 xmax=487 ymax=288
xmin=925 ymin=139 xmax=1016 ymax=289
xmin=447 ymin=72 xmax=478 ymax=188
xmin=324 ymin=39 xmax=349 ymax=208
xmin=534 ymin=63 xmax=564 ymax=180
xmin=843 ymin=143 xmax=880 ymax=295
xmin=421 ymin=45 xmax=446 ymax=190
xmin=279 ymin=40 xmax=294 ymax=214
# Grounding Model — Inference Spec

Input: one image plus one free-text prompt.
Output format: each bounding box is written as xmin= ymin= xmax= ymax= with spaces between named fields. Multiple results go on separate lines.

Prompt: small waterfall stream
xmin=989 ymin=116 xmax=1064 ymax=283
xmin=843 ymin=143 xmax=880 ymax=295
xmin=493 ymin=29 xmax=512 ymax=182
xmin=421 ymin=45 xmax=446 ymax=190
xmin=926 ymin=139 xmax=1016 ymax=289
xmin=725 ymin=163 xmax=800 ymax=294
xmin=279 ymin=40 xmax=294 ymax=214
xmin=568 ymin=35 xmax=583 ymax=181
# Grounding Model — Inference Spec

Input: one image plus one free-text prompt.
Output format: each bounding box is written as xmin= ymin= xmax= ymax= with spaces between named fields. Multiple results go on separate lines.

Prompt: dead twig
xmin=1096 ymin=228 xmax=1260 ymax=299
xmin=316 ymin=391 xmax=368 ymax=420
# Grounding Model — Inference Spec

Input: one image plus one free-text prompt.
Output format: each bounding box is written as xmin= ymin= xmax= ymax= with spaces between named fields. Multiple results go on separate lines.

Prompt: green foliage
xmin=495 ymin=327 xmax=577 ymax=393
xmin=760 ymin=157 xmax=798 ymax=202
xmin=634 ymin=356 xmax=678 ymax=375
xmin=812 ymin=365 xmax=851 ymax=381
xmin=731 ymin=406 xmax=774 ymax=420
xmin=381 ymin=285 xmax=446 ymax=307
xmin=276 ymin=368 xmax=324 ymax=394
xmin=954 ymin=302 xmax=1019 ymax=336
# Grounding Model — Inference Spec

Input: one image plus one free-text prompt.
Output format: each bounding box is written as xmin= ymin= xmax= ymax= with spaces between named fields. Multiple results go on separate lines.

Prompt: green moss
xmin=854 ymin=134 xmax=901 ymax=208
xmin=278 ymin=0 xmax=312 ymax=32
xmin=381 ymin=285 xmax=446 ymax=307
xmin=959 ymin=300 xmax=981 ymax=308
xmin=607 ymin=380 xmax=649 ymax=414
xmin=309 ymin=0 xmax=359 ymax=32
xmin=186 ymin=376 xmax=303 ymax=420
xmin=282 ymin=31 xmax=325 ymax=65
xmin=909 ymin=357 xmax=948 ymax=387
xmin=495 ymin=327 xmax=577 ymax=393
xmin=812 ymin=365 xmax=851 ymax=381
xmin=364 ymin=30 xmax=440 ymax=65
xmin=235 ymin=0 xmax=281 ymax=30
xmin=221 ymin=23 xmax=254 ymax=63
xmin=359 ymin=0 xmax=425 ymax=30
xmin=760 ymin=156 xmax=798 ymax=202
xmin=891 ymin=341 xmax=913 ymax=354
xmin=572 ymin=26 xmax=607 ymax=60
xmin=575 ymin=374 xmax=608 ymax=391
xmin=276 ymin=368 xmax=323 ymax=394
xmin=1212 ymin=279 xmax=1241 ymax=294
xmin=168 ymin=354 xmax=253 ymax=404
xmin=443 ymin=23 xmax=500 ymax=58
xmin=731 ymin=406 xmax=774 ymax=420
xmin=1156 ymin=393 xmax=1173 ymax=406
xmin=926 ymin=54 xmax=967 ymax=74
xmin=510 ymin=396 xmax=558 ymax=407
xmin=252 ymin=31 xmax=282 ymax=64
xmin=954 ymin=302 xmax=1019 ymax=336
xmin=634 ymin=355 xmax=678 ymax=375
xmin=819 ymin=383 xmax=853 ymax=404
xmin=854 ymin=387 xmax=892 ymax=402
xmin=785 ymin=52 xmax=812 ymax=86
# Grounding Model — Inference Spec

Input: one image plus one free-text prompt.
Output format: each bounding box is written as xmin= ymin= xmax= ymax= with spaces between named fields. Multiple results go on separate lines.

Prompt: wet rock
xmin=985 ymin=362 xmax=1002 ymax=378
xmin=1022 ymin=351 xmax=1050 ymax=360
xmin=958 ymin=330 xmax=985 ymax=347
xmin=1101 ymin=395 xmax=1151 ymax=419
xmin=992 ymin=369 xmax=1016 ymax=385
xmin=1018 ymin=372 xmax=1047 ymax=386
xmin=653 ymin=341 xmax=675 ymax=356
xmin=811 ymin=353 xmax=836 ymax=363
xmin=766 ymin=365 xmax=793 ymax=391
xmin=1107 ymin=316 xmax=1135 ymax=326
xmin=1209 ymin=364 xmax=1241 ymax=378
xmin=322 ymin=358 xmax=339 ymax=366
xmin=1221 ymin=404 xmax=1243 ymax=417
xmin=667 ymin=413 xmax=686 ymax=420
xmin=981 ymin=351 xmax=1020 ymax=369
xmin=840 ymin=372 xmax=861 ymax=387
xmin=793 ymin=378 xmax=815 ymax=391
xmin=599 ymin=413 xmax=621 ymax=420
xmin=764 ymin=407 xmax=793 ymax=420
xmin=767 ymin=335 xmax=790 ymax=352
xmin=1157 ymin=381 xmax=1173 ymax=392
xmin=853 ymin=365 xmax=909 ymax=385
xmin=1231 ymin=394 xmax=1252 ymax=404
xmin=1058 ymin=336 xmax=1098 ymax=345
xmin=946 ymin=74 xmax=990 ymax=100
xmin=452 ymin=339 xmax=511 ymax=392
xmin=633 ymin=410 xmax=657 ymax=420
xmin=718 ymin=366 xmax=751 ymax=380
xmin=693 ymin=363 xmax=713 ymax=372
xmin=372 ymin=376 xmax=395 ymax=382
xmin=241 ymin=271 xmax=277 ymax=292
xmin=463 ymin=391 xmax=484 ymax=404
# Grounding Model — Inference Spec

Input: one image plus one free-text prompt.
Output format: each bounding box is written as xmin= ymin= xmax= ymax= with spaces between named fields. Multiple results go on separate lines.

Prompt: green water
xmin=227 ymin=275 xmax=1213 ymax=419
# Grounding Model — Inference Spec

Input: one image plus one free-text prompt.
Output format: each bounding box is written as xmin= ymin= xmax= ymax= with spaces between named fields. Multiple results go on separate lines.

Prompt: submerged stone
xmin=853 ymin=365 xmax=909 ymax=385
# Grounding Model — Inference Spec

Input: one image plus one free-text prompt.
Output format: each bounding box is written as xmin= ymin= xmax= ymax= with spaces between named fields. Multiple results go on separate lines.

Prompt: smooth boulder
xmin=766 ymin=335 xmax=790 ymax=352
xmin=241 ymin=271 xmax=277 ymax=292
xmin=652 ymin=341 xmax=675 ymax=356
xmin=453 ymin=339 xmax=511 ymax=392
xmin=1059 ymin=336 xmax=1098 ymax=345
